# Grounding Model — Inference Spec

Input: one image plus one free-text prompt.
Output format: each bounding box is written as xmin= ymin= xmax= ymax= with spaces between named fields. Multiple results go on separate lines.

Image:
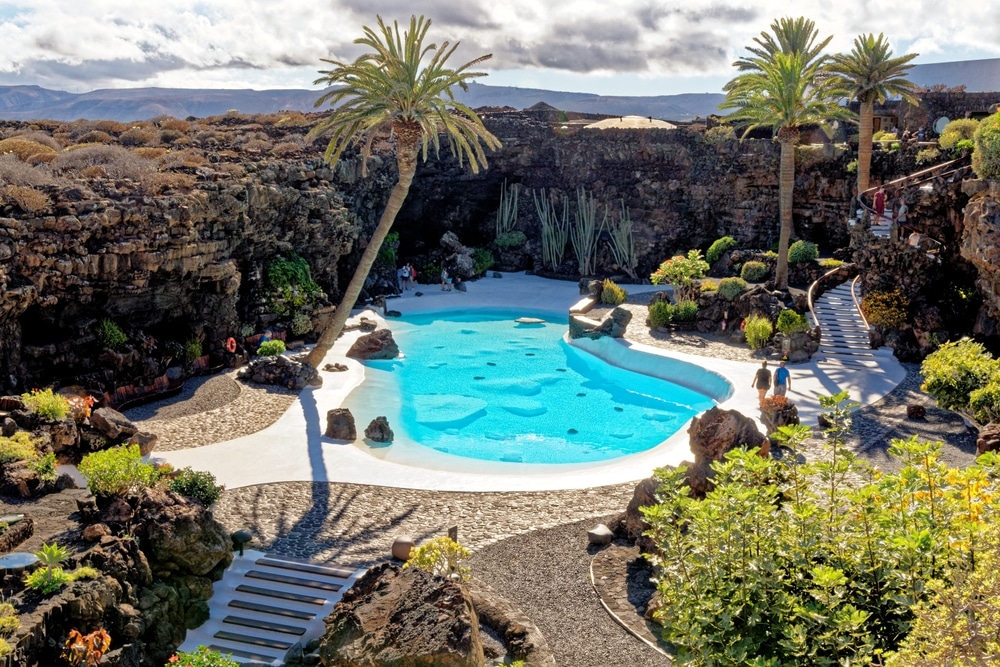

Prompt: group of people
xmin=397 ymin=263 xmax=416 ymax=291
xmin=752 ymin=360 xmax=791 ymax=406
xmin=872 ymin=186 xmax=911 ymax=238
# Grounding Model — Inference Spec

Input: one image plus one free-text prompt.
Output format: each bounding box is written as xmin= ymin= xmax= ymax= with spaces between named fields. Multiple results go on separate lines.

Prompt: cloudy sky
xmin=0 ymin=0 xmax=997 ymax=95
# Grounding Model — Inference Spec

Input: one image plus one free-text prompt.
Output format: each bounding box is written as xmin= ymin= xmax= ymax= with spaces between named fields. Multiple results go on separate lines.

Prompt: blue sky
xmin=0 ymin=1 xmax=996 ymax=95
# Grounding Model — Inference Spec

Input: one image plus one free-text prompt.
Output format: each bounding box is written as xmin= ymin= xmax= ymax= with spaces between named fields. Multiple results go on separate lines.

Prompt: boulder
xmin=624 ymin=477 xmax=659 ymax=553
xmin=571 ymin=307 xmax=633 ymax=340
xmin=365 ymin=416 xmax=394 ymax=443
xmin=326 ymin=409 xmax=357 ymax=440
xmin=978 ymin=423 xmax=1000 ymax=455
xmin=907 ymin=404 xmax=927 ymax=419
xmin=134 ymin=487 xmax=234 ymax=577
xmin=130 ymin=431 xmax=159 ymax=457
xmin=687 ymin=407 xmax=767 ymax=496
xmin=319 ymin=562 xmax=484 ymax=667
xmin=346 ymin=329 xmax=399 ymax=360
xmin=90 ymin=407 xmax=139 ymax=441
xmin=587 ymin=524 xmax=613 ymax=545
xmin=238 ymin=353 xmax=322 ymax=389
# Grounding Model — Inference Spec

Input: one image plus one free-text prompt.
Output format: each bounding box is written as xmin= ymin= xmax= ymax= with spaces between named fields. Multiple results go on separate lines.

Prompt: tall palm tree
xmin=721 ymin=49 xmax=850 ymax=289
xmin=829 ymin=33 xmax=919 ymax=194
xmin=305 ymin=15 xmax=500 ymax=369
xmin=734 ymin=16 xmax=832 ymax=73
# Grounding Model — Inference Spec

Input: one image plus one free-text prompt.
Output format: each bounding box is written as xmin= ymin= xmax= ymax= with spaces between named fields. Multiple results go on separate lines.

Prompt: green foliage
xmin=600 ymin=278 xmax=627 ymax=305
xmin=705 ymin=125 xmax=735 ymax=144
xmin=68 ymin=565 xmax=100 ymax=581
xmin=706 ymin=236 xmax=737 ymax=265
xmin=969 ymin=376 xmax=1000 ymax=425
xmin=890 ymin=141 xmax=901 ymax=151
xmin=166 ymin=646 xmax=240 ymax=667
xmin=700 ymin=278 xmax=718 ymax=291
xmin=743 ymin=313 xmax=773 ymax=350
xmin=776 ymin=308 xmax=809 ymax=335
xmin=471 ymin=247 xmax=494 ymax=275
xmin=264 ymin=252 xmax=323 ymax=316
xmin=25 ymin=542 xmax=72 ymax=595
xmin=495 ymin=179 xmax=519 ymax=236
xmin=739 ymin=260 xmax=769 ymax=282
xmin=819 ymin=258 xmax=844 ymax=268
xmin=673 ymin=300 xmax=698 ymax=322
xmin=79 ymin=444 xmax=160 ymax=497
xmin=168 ymin=467 xmax=225 ymax=506
xmin=257 ymin=340 xmax=286 ymax=356
xmin=0 ymin=602 xmax=18 ymax=638
xmin=921 ymin=338 xmax=999 ymax=411
xmin=717 ymin=276 xmax=747 ymax=301
xmin=183 ymin=339 xmax=202 ymax=363
xmin=290 ymin=312 xmax=312 ymax=337
xmin=377 ymin=231 xmax=399 ymax=264
xmin=846 ymin=158 xmax=858 ymax=174
xmin=403 ymin=536 xmax=472 ymax=581
xmin=650 ymin=250 xmax=709 ymax=287
xmin=915 ymin=147 xmax=941 ymax=165
xmin=420 ymin=262 xmax=441 ymax=285
xmin=787 ymin=239 xmax=818 ymax=263
xmin=21 ymin=387 xmax=71 ymax=421
xmin=955 ymin=138 xmax=975 ymax=152
xmin=0 ymin=431 xmax=39 ymax=464
xmin=496 ymin=230 xmax=528 ymax=248
xmin=645 ymin=392 xmax=1000 ymax=666
xmin=30 ymin=451 xmax=58 ymax=483
xmin=938 ymin=118 xmax=979 ymax=150
xmin=861 ymin=288 xmax=909 ymax=330
xmin=648 ymin=301 xmax=674 ymax=328
xmin=972 ymin=111 xmax=1000 ymax=180
xmin=96 ymin=318 xmax=127 ymax=350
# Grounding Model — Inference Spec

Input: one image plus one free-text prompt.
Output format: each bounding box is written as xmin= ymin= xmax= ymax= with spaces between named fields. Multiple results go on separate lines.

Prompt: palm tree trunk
xmin=857 ymin=99 xmax=874 ymax=194
xmin=774 ymin=132 xmax=796 ymax=290
xmin=306 ymin=141 xmax=419 ymax=369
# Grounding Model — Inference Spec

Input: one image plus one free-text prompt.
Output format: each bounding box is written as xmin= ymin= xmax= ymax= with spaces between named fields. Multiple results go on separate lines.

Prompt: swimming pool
xmin=341 ymin=309 xmax=718 ymax=465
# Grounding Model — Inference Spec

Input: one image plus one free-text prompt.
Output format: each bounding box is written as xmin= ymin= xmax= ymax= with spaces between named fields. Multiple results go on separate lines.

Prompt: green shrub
xmin=970 ymin=376 xmax=1000 ymax=425
xmin=184 ymin=339 xmax=202 ymax=363
xmin=739 ymin=260 xmax=768 ymax=282
xmin=0 ymin=431 xmax=39 ymax=464
xmin=96 ymin=318 xmax=127 ymax=349
xmin=404 ymin=536 xmax=471 ymax=581
xmin=705 ymin=125 xmax=735 ymax=145
xmin=168 ymin=646 xmax=240 ymax=667
xmin=706 ymin=236 xmax=737 ymax=265
xmin=650 ymin=250 xmax=709 ymax=287
xmin=921 ymin=338 xmax=999 ymax=411
xmin=846 ymin=158 xmax=858 ymax=174
xmin=673 ymin=300 xmax=698 ymax=322
xmin=68 ymin=565 xmax=100 ymax=581
xmin=956 ymin=138 xmax=975 ymax=152
xmin=819 ymin=258 xmax=844 ymax=269
xmin=78 ymin=444 xmax=160 ymax=497
xmin=265 ymin=252 xmax=323 ymax=316
xmin=377 ymin=231 xmax=398 ymax=265
xmin=600 ymin=278 xmax=627 ymax=305
xmin=787 ymin=239 xmax=819 ymax=264
xmin=30 ymin=451 xmax=58 ymax=483
xmin=420 ymin=262 xmax=441 ymax=285
xmin=915 ymin=147 xmax=942 ymax=165
xmin=717 ymin=277 xmax=747 ymax=301
xmin=938 ymin=118 xmax=980 ymax=150
xmin=972 ymin=111 xmax=1000 ymax=180
xmin=861 ymin=288 xmax=909 ymax=330
xmin=648 ymin=301 xmax=674 ymax=328
xmin=25 ymin=565 xmax=70 ymax=594
xmin=471 ymin=247 xmax=494 ymax=275
xmin=0 ymin=601 xmax=18 ymax=637
xmin=744 ymin=314 xmax=773 ymax=350
xmin=776 ymin=309 xmax=809 ymax=335
xmin=495 ymin=230 xmax=527 ymax=248
xmin=21 ymin=388 xmax=71 ymax=421
xmin=168 ymin=467 xmax=225 ymax=506
xmin=700 ymin=279 xmax=718 ymax=292
xmin=257 ymin=340 xmax=286 ymax=356
xmin=290 ymin=313 xmax=312 ymax=337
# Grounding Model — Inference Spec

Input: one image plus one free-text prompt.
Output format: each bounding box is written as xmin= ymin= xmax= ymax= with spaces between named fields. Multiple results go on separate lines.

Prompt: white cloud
xmin=0 ymin=0 xmax=995 ymax=93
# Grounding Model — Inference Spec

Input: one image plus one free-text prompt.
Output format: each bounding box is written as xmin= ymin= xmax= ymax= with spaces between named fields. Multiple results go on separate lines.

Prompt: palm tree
xmin=734 ymin=16 xmax=832 ymax=73
xmin=829 ymin=33 xmax=919 ymax=194
xmin=305 ymin=15 xmax=501 ymax=369
xmin=721 ymin=49 xmax=850 ymax=289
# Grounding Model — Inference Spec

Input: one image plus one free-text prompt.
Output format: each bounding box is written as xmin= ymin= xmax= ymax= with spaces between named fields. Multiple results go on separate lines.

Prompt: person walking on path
xmin=753 ymin=361 xmax=771 ymax=407
xmin=773 ymin=360 xmax=791 ymax=397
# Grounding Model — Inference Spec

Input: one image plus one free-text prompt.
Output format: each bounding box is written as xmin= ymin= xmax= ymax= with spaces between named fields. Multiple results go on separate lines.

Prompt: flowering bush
xmin=404 ymin=537 xmax=471 ymax=582
xmin=861 ymin=289 xmax=909 ymax=330
xmin=62 ymin=628 xmax=111 ymax=667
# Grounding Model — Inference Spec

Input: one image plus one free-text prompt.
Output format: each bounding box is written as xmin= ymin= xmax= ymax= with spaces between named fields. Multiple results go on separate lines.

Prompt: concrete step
xmin=178 ymin=550 xmax=366 ymax=666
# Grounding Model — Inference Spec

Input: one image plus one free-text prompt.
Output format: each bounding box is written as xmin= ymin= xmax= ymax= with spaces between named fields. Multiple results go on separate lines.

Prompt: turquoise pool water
xmin=342 ymin=309 xmax=717 ymax=464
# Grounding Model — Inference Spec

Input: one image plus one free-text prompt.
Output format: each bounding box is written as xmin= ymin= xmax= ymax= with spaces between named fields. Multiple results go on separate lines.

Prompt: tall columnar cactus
xmin=570 ymin=186 xmax=604 ymax=276
xmin=495 ymin=179 xmax=520 ymax=237
xmin=533 ymin=188 xmax=569 ymax=270
xmin=606 ymin=200 xmax=637 ymax=279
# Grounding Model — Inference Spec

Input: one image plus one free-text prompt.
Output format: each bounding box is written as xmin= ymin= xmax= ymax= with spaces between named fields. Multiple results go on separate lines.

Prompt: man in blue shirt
xmin=773 ymin=361 xmax=791 ymax=396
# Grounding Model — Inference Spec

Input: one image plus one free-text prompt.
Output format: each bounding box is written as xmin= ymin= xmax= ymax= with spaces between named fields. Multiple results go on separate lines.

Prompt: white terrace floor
xmin=157 ymin=272 xmax=906 ymax=492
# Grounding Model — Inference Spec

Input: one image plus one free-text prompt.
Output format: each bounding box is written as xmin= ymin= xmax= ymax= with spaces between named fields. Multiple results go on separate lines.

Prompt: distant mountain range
xmin=0 ymin=58 xmax=996 ymax=123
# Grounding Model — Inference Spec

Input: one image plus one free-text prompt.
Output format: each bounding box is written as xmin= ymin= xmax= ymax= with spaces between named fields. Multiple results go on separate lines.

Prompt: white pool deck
xmin=156 ymin=272 xmax=906 ymax=492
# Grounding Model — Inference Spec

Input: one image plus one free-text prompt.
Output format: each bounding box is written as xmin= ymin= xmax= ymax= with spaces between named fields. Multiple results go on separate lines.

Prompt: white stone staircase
xmin=811 ymin=278 xmax=890 ymax=371
xmin=178 ymin=550 xmax=366 ymax=666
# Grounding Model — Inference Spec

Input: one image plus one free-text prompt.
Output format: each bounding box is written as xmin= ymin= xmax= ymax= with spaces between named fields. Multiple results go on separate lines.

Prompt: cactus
xmin=495 ymin=179 xmax=519 ymax=237
xmin=570 ymin=186 xmax=604 ymax=276
xmin=533 ymin=188 xmax=569 ymax=270
xmin=606 ymin=200 xmax=637 ymax=279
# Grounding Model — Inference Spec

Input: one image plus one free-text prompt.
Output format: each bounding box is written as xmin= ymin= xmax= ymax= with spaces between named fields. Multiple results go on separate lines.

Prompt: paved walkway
xmin=155 ymin=272 xmax=906 ymax=493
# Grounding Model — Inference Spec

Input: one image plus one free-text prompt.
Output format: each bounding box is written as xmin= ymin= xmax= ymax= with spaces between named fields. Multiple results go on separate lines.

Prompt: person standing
xmin=873 ymin=186 xmax=886 ymax=224
xmin=773 ymin=361 xmax=791 ymax=397
xmin=896 ymin=198 xmax=909 ymax=236
xmin=406 ymin=263 xmax=416 ymax=289
xmin=753 ymin=361 xmax=771 ymax=407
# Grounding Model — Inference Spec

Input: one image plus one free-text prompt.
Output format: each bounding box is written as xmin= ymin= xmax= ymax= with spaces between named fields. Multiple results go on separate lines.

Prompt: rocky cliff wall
xmin=961 ymin=180 xmax=1000 ymax=334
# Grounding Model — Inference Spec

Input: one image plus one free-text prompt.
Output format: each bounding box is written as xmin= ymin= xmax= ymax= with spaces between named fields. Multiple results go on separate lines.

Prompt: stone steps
xmin=177 ymin=550 xmax=365 ymax=666
xmin=812 ymin=279 xmax=874 ymax=359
